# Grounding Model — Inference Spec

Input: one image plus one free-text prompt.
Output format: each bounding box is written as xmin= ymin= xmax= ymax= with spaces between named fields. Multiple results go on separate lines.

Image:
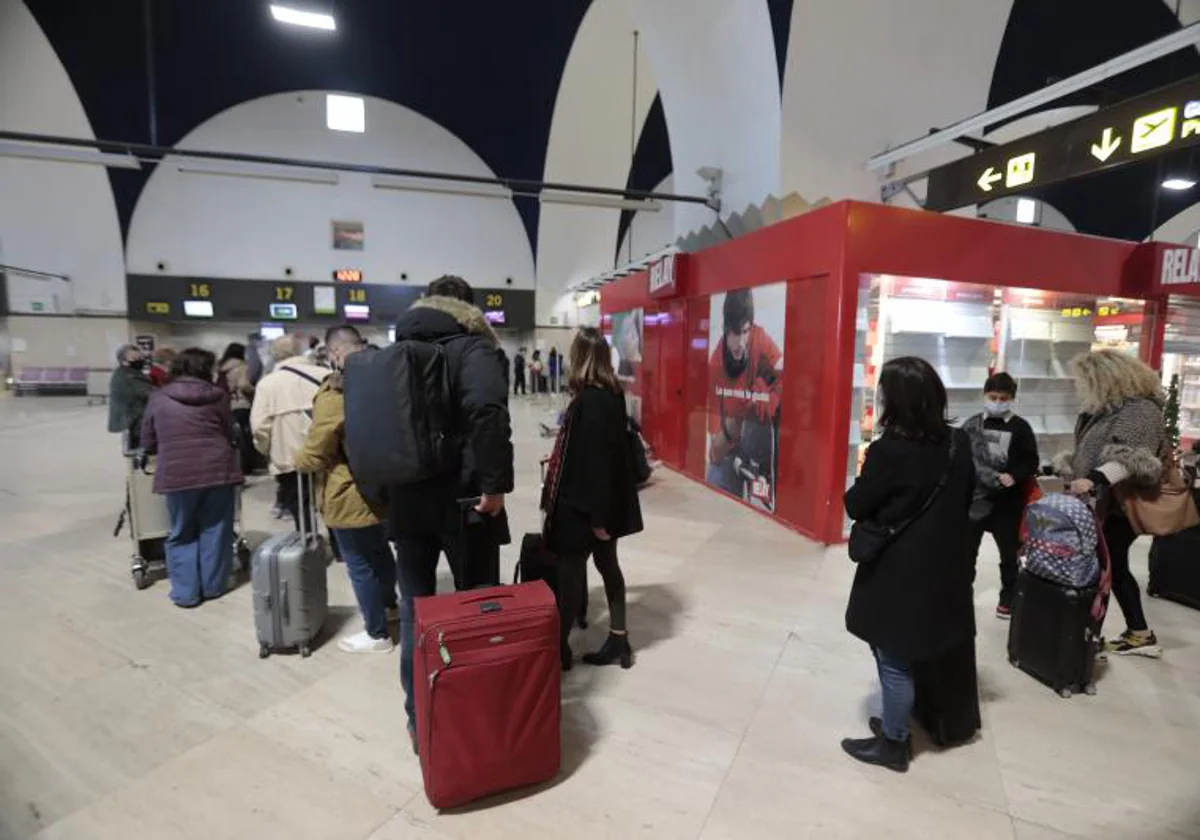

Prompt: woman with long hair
xmin=842 ymin=357 xmax=976 ymax=772
xmin=1057 ymin=349 xmax=1166 ymax=657
xmin=140 ymin=348 xmax=243 ymax=607
xmin=542 ymin=327 xmax=644 ymax=671
xmin=219 ymin=342 xmax=256 ymax=474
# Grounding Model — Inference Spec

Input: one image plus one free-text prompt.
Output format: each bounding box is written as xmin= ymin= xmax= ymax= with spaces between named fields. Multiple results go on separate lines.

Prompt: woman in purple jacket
xmin=141 ymin=348 xmax=243 ymax=607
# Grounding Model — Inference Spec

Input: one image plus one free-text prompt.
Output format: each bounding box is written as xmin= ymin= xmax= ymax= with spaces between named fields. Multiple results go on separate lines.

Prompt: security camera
xmin=696 ymin=166 xmax=723 ymax=183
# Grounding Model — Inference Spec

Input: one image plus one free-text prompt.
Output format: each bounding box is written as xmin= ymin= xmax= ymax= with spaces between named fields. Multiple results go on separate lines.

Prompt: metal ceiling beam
xmin=0 ymin=129 xmax=713 ymax=207
xmin=868 ymin=21 xmax=1200 ymax=171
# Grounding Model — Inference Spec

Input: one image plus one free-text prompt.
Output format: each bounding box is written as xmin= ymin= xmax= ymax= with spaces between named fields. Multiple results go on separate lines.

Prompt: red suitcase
xmin=414 ymin=581 xmax=561 ymax=809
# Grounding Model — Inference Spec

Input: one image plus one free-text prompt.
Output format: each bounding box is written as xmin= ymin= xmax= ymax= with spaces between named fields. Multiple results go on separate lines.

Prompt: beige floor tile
xmin=248 ymin=654 xmax=422 ymax=808
xmin=35 ymin=726 xmax=397 ymax=840
xmin=0 ymin=665 xmax=236 ymax=838
xmin=698 ymin=750 xmax=1016 ymax=840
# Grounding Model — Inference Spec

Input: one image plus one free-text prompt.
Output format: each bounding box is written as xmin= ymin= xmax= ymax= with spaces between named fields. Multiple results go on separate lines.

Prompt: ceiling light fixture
xmin=1162 ymin=177 xmax=1197 ymax=191
xmin=540 ymin=190 xmax=661 ymax=212
xmin=326 ymin=94 xmax=365 ymax=133
xmin=370 ymin=175 xmax=512 ymax=200
xmin=1015 ymin=197 xmax=1037 ymax=224
xmin=269 ymin=4 xmax=336 ymax=31
xmin=0 ymin=140 xmax=141 ymax=170
xmin=176 ymin=158 xmax=338 ymax=184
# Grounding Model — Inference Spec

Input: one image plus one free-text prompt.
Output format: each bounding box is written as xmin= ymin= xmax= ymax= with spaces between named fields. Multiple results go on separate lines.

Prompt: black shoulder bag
xmin=848 ymin=433 xmax=958 ymax=564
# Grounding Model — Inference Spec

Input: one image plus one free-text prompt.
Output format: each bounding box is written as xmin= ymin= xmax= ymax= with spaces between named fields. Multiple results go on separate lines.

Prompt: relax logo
xmin=1161 ymin=248 xmax=1200 ymax=287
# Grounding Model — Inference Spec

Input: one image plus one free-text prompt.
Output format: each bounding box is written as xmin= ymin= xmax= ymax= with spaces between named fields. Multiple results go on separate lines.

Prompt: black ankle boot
xmin=561 ymin=645 xmax=574 ymax=672
xmin=869 ymin=717 xmax=913 ymax=758
xmin=841 ymin=734 xmax=910 ymax=772
xmin=581 ymin=633 xmax=633 ymax=668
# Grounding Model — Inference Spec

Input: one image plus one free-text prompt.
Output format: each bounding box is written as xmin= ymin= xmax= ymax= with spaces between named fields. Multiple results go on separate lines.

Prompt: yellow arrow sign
xmin=1091 ymin=127 xmax=1121 ymax=161
xmin=977 ymin=166 xmax=1002 ymax=191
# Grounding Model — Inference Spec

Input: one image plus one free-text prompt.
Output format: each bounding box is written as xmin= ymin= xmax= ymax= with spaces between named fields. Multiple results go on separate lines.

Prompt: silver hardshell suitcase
xmin=253 ymin=474 xmax=329 ymax=658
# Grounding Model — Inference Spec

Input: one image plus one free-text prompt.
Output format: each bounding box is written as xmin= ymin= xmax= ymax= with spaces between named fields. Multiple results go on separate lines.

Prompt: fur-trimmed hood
xmin=398 ymin=295 xmax=499 ymax=347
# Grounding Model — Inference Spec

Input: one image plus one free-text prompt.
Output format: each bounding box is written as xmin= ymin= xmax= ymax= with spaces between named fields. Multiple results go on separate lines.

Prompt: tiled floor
xmin=1 ymin=394 xmax=1198 ymax=839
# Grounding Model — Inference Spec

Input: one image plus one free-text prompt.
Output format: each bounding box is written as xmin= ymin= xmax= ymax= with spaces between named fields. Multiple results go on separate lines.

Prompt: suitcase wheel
xmin=299 ymin=645 xmax=312 ymax=658
xmin=258 ymin=644 xmax=270 ymax=660
xmin=1083 ymin=683 xmax=1097 ymax=696
xmin=1058 ymin=687 xmax=1073 ymax=699
xmin=132 ymin=565 xmax=150 ymax=590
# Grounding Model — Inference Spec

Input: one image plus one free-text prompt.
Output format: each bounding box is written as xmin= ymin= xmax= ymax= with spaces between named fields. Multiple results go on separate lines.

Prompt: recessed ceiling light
xmin=1162 ymin=177 xmax=1196 ymax=191
xmin=326 ymin=94 xmax=365 ymax=133
xmin=270 ymin=4 xmax=336 ymax=31
xmin=1015 ymin=197 xmax=1037 ymax=224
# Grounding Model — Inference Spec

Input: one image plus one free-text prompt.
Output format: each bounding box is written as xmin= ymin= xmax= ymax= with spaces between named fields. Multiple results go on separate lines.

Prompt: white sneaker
xmin=337 ymin=631 xmax=394 ymax=654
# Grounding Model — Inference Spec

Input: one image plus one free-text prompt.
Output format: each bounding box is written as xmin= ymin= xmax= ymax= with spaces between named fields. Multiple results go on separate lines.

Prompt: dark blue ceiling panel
xmin=25 ymin=0 xmax=592 ymax=255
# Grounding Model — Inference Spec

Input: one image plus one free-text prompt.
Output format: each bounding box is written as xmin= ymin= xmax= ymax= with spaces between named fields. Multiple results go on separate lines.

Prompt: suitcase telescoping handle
xmin=296 ymin=472 xmax=319 ymax=547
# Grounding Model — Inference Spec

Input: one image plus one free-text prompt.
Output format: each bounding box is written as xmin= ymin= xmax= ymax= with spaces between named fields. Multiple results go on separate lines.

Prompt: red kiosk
xmin=601 ymin=200 xmax=1197 ymax=545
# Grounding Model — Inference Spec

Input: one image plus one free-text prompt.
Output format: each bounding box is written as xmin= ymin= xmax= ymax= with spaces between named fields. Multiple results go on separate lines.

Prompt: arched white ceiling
xmin=1150 ymin=203 xmax=1200 ymax=244
xmin=783 ymin=0 xmax=1013 ymax=201
xmin=632 ymin=0 xmax=780 ymax=237
xmin=538 ymin=0 xmax=660 ymax=324
xmin=0 ymin=0 xmax=125 ymax=312
xmin=127 ymin=92 xmax=535 ymax=289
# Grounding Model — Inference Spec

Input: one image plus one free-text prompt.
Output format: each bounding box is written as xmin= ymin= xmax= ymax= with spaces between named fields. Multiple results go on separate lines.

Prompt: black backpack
xmin=343 ymin=340 xmax=454 ymax=488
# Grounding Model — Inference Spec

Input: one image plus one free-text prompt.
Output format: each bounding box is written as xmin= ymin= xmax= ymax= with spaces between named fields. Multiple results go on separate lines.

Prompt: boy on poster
xmin=707 ymin=287 xmax=784 ymax=510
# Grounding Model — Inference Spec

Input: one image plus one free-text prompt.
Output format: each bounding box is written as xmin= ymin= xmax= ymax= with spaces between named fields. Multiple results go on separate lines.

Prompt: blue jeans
xmin=164 ymin=484 xmax=236 ymax=606
xmin=873 ymin=647 xmax=914 ymax=741
xmin=332 ymin=525 xmax=397 ymax=640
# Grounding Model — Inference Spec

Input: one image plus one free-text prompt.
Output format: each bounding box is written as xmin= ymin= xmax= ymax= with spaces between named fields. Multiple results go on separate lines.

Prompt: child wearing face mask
xmin=962 ymin=372 xmax=1039 ymax=619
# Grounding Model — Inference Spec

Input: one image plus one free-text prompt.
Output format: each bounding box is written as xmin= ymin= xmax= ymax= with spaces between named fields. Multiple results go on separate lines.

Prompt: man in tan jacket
xmin=250 ymin=334 xmax=330 ymax=530
xmin=294 ymin=325 xmax=396 ymax=654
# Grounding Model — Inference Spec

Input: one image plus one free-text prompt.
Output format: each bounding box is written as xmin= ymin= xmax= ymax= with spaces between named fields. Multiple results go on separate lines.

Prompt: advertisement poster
xmin=706 ymin=283 xmax=786 ymax=512
xmin=609 ymin=308 xmax=644 ymax=425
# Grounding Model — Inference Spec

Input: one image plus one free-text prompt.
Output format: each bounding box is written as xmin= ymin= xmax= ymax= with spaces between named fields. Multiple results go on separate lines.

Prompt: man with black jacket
xmin=389 ymin=275 xmax=514 ymax=749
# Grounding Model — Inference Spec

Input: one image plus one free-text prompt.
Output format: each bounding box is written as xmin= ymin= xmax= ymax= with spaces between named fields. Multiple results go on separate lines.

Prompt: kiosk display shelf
xmin=1161 ymin=296 xmax=1200 ymax=444
xmin=847 ymin=278 xmax=1148 ymax=530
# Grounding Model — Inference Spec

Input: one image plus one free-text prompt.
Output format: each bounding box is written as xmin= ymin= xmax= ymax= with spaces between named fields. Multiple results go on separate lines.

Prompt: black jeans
xmin=966 ymin=503 xmax=1023 ymax=607
xmin=275 ymin=472 xmax=314 ymax=534
xmin=556 ymin=537 xmax=626 ymax=654
xmin=514 ymin=372 xmax=526 ymax=395
xmin=393 ymin=521 xmax=502 ymax=728
xmin=1103 ymin=514 xmax=1148 ymax=632
xmin=231 ymin=408 xmax=255 ymax=474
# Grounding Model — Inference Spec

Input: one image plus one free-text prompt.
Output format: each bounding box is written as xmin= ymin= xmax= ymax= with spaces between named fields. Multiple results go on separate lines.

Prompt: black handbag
xmin=848 ymin=433 xmax=958 ymax=564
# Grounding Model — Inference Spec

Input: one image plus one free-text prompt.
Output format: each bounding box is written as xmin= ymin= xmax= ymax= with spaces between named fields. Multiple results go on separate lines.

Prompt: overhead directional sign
xmin=926 ymin=75 xmax=1200 ymax=212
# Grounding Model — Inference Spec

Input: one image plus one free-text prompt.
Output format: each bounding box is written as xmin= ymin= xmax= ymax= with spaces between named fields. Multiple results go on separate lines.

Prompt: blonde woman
xmin=1056 ymin=349 xmax=1166 ymax=657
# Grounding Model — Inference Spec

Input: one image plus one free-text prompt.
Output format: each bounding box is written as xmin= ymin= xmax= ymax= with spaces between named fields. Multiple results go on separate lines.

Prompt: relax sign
xmin=1160 ymin=248 xmax=1200 ymax=287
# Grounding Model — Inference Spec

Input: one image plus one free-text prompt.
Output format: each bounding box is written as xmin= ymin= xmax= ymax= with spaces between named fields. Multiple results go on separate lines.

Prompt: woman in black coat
xmin=543 ymin=327 xmax=644 ymax=671
xmin=842 ymin=356 xmax=976 ymax=772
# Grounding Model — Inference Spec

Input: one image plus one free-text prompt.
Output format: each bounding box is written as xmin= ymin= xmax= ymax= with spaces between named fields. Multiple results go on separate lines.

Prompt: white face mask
xmin=983 ymin=400 xmax=1011 ymax=417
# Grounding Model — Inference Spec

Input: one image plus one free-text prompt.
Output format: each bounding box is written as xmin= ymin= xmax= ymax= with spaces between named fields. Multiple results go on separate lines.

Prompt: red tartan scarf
xmin=540 ymin=397 xmax=577 ymax=527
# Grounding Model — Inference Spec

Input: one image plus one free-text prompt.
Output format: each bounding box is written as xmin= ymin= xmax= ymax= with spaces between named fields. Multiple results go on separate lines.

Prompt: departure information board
xmin=126 ymin=275 xmax=534 ymax=330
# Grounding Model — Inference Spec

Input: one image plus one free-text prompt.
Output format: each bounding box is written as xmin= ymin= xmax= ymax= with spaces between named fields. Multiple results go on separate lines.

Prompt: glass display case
xmin=1160 ymin=296 xmax=1200 ymax=447
xmin=845 ymin=274 xmax=1148 ymax=534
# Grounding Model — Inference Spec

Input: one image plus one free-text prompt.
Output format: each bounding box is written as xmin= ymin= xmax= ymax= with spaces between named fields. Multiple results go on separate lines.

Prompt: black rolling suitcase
xmin=516 ymin=533 xmax=588 ymax=624
xmin=912 ymin=637 xmax=981 ymax=746
xmin=1007 ymin=570 xmax=1102 ymax=697
xmin=1148 ymin=528 xmax=1200 ymax=610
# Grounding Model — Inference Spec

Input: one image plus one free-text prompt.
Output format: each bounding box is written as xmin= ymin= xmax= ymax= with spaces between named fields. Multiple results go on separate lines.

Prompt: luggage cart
xmin=116 ymin=452 xmax=250 ymax=590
